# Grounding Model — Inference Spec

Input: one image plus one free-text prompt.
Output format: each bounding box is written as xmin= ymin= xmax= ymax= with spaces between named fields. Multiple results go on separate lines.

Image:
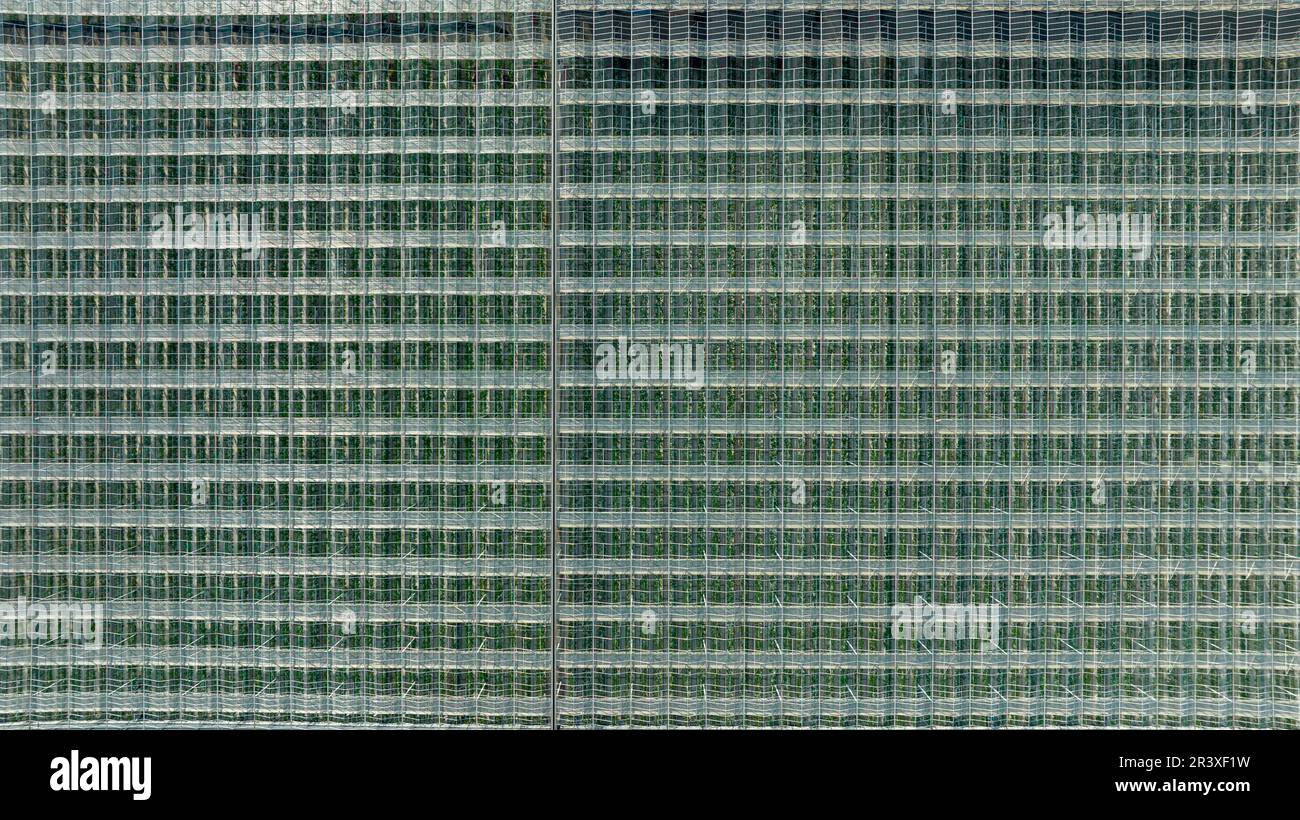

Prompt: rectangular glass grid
xmin=0 ymin=1 xmax=1297 ymax=727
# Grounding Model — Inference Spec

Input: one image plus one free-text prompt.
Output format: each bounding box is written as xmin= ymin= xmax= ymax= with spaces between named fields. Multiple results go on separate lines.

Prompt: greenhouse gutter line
xmin=548 ymin=2 xmax=560 ymax=731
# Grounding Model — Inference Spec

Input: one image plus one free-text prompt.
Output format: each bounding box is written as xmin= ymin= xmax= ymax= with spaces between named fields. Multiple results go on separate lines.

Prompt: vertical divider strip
xmin=548 ymin=0 xmax=561 ymax=730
